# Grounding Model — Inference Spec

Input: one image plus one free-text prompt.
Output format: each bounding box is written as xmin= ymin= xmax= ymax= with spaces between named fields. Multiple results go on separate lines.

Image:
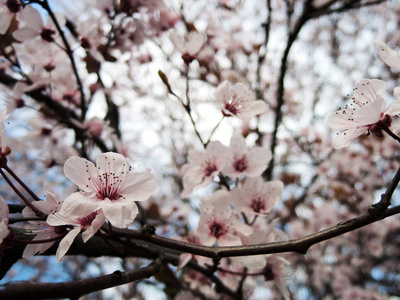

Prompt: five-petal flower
xmin=181 ymin=141 xmax=227 ymax=197
xmin=197 ymin=190 xmax=252 ymax=246
xmin=58 ymin=152 xmax=158 ymax=228
xmin=328 ymin=79 xmax=400 ymax=149
xmin=216 ymin=81 xmax=266 ymax=120
xmin=222 ymin=133 xmax=271 ymax=178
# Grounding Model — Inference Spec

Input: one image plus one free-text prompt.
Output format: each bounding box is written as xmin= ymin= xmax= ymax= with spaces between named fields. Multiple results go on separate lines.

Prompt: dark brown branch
xmin=255 ymin=0 xmax=272 ymax=99
xmin=38 ymin=0 xmax=87 ymax=121
xmin=264 ymin=0 xmax=314 ymax=180
xmin=109 ymin=204 xmax=400 ymax=259
xmin=0 ymin=258 xmax=162 ymax=300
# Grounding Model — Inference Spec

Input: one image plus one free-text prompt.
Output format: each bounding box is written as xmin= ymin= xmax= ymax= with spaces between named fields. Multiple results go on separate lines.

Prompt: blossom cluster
xmin=0 ymin=0 xmax=399 ymax=299
xmin=179 ymin=132 xmax=286 ymax=297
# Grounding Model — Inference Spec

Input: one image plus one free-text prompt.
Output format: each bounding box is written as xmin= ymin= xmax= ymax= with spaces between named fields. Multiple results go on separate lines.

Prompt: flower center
xmin=204 ymin=162 xmax=217 ymax=177
xmin=40 ymin=28 xmax=56 ymax=42
xmin=263 ymin=263 xmax=275 ymax=281
xmin=97 ymin=172 xmax=122 ymax=201
xmin=209 ymin=220 xmax=226 ymax=239
xmin=77 ymin=211 xmax=98 ymax=229
xmin=250 ymin=196 xmax=265 ymax=213
xmin=6 ymin=0 xmax=21 ymax=13
xmin=224 ymin=98 xmax=242 ymax=115
xmin=233 ymin=155 xmax=248 ymax=172
xmin=80 ymin=37 xmax=92 ymax=50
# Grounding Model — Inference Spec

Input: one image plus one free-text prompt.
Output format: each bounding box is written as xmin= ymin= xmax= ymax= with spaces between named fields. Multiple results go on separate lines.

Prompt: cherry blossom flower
xmin=215 ymin=81 xmax=266 ymax=120
xmin=58 ymin=152 xmax=158 ymax=228
xmin=84 ymin=117 xmax=106 ymax=139
xmin=0 ymin=0 xmax=22 ymax=34
xmin=13 ymin=5 xmax=65 ymax=42
xmin=262 ymin=255 xmax=290 ymax=300
xmin=222 ymin=133 xmax=271 ymax=178
xmin=0 ymin=196 xmax=9 ymax=246
xmin=374 ymin=40 xmax=400 ymax=72
xmin=231 ymin=176 xmax=283 ymax=215
xmin=197 ymin=190 xmax=252 ymax=246
xmin=168 ymin=29 xmax=205 ymax=64
xmin=181 ymin=141 xmax=228 ymax=197
xmin=47 ymin=209 xmax=106 ymax=260
xmin=77 ymin=19 xmax=104 ymax=62
xmin=22 ymin=183 xmax=63 ymax=258
xmin=328 ymin=79 xmax=400 ymax=149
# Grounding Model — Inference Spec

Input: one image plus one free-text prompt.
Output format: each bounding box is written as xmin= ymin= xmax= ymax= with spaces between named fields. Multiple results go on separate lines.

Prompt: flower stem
xmin=378 ymin=122 xmax=400 ymax=143
xmin=0 ymin=168 xmax=45 ymax=218
xmin=4 ymin=165 xmax=41 ymax=201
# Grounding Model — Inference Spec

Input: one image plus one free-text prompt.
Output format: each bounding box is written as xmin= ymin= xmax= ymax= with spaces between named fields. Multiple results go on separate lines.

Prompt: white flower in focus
xmin=47 ymin=209 xmax=106 ymax=260
xmin=168 ymin=29 xmax=205 ymax=63
xmin=181 ymin=141 xmax=228 ymax=197
xmin=374 ymin=40 xmax=400 ymax=72
xmin=328 ymin=79 xmax=400 ymax=149
xmin=222 ymin=133 xmax=271 ymax=178
xmin=59 ymin=152 xmax=158 ymax=228
xmin=231 ymin=177 xmax=283 ymax=215
xmin=216 ymin=81 xmax=266 ymax=120
xmin=197 ymin=190 xmax=252 ymax=246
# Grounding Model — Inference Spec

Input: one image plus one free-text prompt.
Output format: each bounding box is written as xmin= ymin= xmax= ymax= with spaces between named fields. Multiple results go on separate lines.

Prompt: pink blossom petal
xmin=121 ymin=172 xmax=158 ymax=201
xmin=19 ymin=6 xmax=43 ymax=30
xmin=384 ymin=87 xmax=400 ymax=115
xmin=56 ymin=227 xmax=81 ymax=261
xmin=98 ymin=198 xmax=138 ymax=228
xmin=13 ymin=27 xmax=39 ymax=41
xmin=332 ymin=127 xmax=366 ymax=149
xmin=0 ymin=221 xmax=9 ymax=244
xmin=54 ymin=193 xmax=99 ymax=220
xmin=353 ymin=79 xmax=386 ymax=102
xmin=374 ymin=40 xmax=400 ymax=72
xmin=351 ymin=97 xmax=383 ymax=126
xmin=82 ymin=211 xmax=105 ymax=242
xmin=96 ymin=152 xmax=128 ymax=175
xmin=327 ymin=111 xmax=358 ymax=130
xmin=0 ymin=12 xmax=13 ymax=35
xmin=63 ymin=156 xmax=97 ymax=192
xmin=229 ymin=134 xmax=247 ymax=153
xmin=218 ymin=233 xmax=242 ymax=246
xmin=177 ymin=253 xmax=192 ymax=270
xmin=0 ymin=196 xmax=9 ymax=220
xmin=215 ymin=81 xmax=232 ymax=105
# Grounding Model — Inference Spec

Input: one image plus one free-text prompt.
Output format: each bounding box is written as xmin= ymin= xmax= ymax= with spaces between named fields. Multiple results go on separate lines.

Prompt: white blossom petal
xmin=56 ymin=227 xmax=81 ymax=261
xmin=98 ymin=199 xmax=138 ymax=228
xmin=374 ymin=40 xmax=400 ymax=72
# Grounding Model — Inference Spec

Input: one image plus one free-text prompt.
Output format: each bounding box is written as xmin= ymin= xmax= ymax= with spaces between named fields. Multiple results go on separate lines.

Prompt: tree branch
xmin=0 ymin=257 xmax=162 ymax=299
